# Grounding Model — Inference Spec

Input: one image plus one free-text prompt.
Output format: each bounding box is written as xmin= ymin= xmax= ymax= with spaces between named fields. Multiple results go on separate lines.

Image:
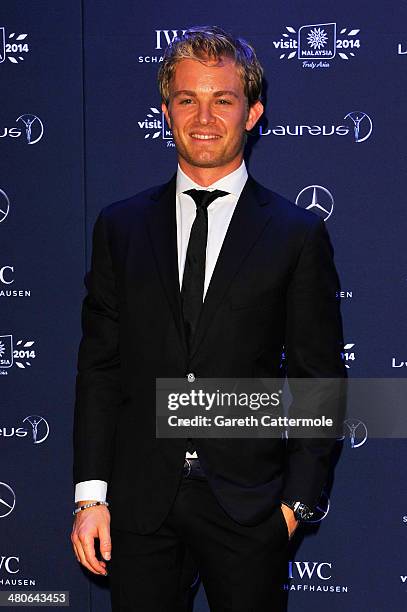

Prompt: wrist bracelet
xmin=73 ymin=501 xmax=109 ymax=516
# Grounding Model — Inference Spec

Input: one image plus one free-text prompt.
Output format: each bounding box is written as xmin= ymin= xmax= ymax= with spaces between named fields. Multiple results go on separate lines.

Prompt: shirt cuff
xmin=75 ymin=480 xmax=107 ymax=503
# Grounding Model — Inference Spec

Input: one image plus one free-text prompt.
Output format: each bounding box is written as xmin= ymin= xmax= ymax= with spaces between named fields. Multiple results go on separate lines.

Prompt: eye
xmin=217 ymin=99 xmax=232 ymax=105
xmin=179 ymin=98 xmax=194 ymax=105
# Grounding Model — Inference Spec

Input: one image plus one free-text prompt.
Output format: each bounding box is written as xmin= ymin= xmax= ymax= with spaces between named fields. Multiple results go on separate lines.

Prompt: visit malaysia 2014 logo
xmin=273 ymin=22 xmax=361 ymax=69
xmin=0 ymin=335 xmax=37 ymax=373
xmin=0 ymin=27 xmax=30 ymax=64
xmin=137 ymin=107 xmax=174 ymax=147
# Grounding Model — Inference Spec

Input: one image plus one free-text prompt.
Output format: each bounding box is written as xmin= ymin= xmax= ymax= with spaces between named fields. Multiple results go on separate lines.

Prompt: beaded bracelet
xmin=73 ymin=501 xmax=109 ymax=516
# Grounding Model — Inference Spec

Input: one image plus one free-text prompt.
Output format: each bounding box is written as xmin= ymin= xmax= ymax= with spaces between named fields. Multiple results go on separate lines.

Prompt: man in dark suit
xmin=71 ymin=26 xmax=346 ymax=612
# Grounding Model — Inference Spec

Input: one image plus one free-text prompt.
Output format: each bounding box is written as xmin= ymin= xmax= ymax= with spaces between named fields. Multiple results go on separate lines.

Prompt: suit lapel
xmin=145 ymin=175 xmax=188 ymax=358
xmin=189 ymin=176 xmax=275 ymax=360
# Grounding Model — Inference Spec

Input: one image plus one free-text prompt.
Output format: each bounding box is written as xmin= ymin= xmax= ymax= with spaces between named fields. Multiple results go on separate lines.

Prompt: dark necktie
xmin=181 ymin=188 xmax=228 ymax=457
xmin=181 ymin=189 xmax=228 ymax=350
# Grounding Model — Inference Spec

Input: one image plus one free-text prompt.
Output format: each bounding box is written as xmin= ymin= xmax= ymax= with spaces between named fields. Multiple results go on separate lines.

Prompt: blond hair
xmin=158 ymin=26 xmax=263 ymax=107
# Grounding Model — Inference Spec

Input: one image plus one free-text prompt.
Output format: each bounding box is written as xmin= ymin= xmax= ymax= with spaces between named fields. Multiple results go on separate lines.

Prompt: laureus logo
xmin=0 ymin=416 xmax=50 ymax=444
xmin=344 ymin=111 xmax=373 ymax=143
xmin=15 ymin=115 xmax=44 ymax=144
xmin=340 ymin=418 xmax=368 ymax=448
xmin=258 ymin=110 xmax=373 ymax=143
xmin=22 ymin=416 xmax=50 ymax=444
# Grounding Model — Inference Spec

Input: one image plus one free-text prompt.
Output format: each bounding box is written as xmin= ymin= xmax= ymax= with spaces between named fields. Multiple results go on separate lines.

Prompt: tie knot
xmin=184 ymin=189 xmax=228 ymax=210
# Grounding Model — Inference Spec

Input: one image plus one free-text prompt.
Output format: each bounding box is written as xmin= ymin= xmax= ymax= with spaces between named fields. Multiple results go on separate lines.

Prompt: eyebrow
xmin=173 ymin=89 xmax=239 ymax=99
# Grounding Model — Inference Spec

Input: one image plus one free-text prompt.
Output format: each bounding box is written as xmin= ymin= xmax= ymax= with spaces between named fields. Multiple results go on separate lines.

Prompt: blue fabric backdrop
xmin=1 ymin=1 xmax=406 ymax=610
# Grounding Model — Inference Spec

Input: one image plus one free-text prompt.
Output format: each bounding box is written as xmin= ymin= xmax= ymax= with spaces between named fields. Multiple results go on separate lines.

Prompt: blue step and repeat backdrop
xmin=1 ymin=1 xmax=406 ymax=610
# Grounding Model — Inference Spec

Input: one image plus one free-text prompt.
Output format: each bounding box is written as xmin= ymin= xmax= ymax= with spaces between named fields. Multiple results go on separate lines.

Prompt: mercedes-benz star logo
xmin=295 ymin=185 xmax=334 ymax=221
xmin=0 ymin=189 xmax=10 ymax=223
xmin=0 ymin=482 xmax=16 ymax=518
xmin=305 ymin=490 xmax=330 ymax=523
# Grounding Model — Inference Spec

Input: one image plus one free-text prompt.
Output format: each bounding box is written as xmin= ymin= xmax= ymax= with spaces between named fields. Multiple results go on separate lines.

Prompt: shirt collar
xmin=176 ymin=161 xmax=248 ymax=198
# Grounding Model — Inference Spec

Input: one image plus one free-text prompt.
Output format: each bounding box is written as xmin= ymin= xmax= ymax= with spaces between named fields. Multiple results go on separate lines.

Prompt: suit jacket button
xmin=187 ymin=372 xmax=196 ymax=382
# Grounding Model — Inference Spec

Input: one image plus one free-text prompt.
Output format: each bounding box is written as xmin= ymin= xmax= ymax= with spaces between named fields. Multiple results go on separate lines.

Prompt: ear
xmin=245 ymin=100 xmax=264 ymax=131
xmin=162 ymin=102 xmax=171 ymax=128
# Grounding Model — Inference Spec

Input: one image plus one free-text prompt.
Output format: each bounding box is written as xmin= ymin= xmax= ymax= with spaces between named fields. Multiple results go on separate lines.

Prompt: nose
xmin=197 ymin=102 xmax=215 ymax=125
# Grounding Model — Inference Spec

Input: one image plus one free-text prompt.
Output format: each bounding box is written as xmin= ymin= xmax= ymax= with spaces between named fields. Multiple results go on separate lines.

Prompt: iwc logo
xmin=285 ymin=560 xmax=349 ymax=593
xmin=0 ymin=266 xmax=31 ymax=299
xmin=138 ymin=29 xmax=186 ymax=64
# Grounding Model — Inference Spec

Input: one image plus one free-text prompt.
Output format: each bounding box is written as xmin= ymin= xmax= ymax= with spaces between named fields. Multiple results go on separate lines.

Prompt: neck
xmin=178 ymin=157 xmax=243 ymax=187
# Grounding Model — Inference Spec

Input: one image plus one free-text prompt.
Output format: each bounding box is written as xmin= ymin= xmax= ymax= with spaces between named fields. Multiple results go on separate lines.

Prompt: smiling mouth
xmin=190 ymin=133 xmax=221 ymax=140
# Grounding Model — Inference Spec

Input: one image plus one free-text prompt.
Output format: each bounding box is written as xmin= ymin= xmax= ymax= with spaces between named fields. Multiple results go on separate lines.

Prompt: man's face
xmin=162 ymin=56 xmax=263 ymax=173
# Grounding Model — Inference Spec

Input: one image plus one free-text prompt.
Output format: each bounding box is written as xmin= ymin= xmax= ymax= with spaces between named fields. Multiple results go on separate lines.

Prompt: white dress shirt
xmin=75 ymin=161 xmax=248 ymax=503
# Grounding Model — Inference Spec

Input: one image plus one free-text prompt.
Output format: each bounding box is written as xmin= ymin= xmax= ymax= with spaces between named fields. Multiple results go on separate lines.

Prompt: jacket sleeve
xmin=281 ymin=217 xmax=347 ymax=508
xmin=73 ymin=209 xmax=122 ymax=485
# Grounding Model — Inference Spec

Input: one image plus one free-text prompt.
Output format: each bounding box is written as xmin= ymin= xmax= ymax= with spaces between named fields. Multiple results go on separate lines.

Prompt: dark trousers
xmin=109 ymin=475 xmax=289 ymax=612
